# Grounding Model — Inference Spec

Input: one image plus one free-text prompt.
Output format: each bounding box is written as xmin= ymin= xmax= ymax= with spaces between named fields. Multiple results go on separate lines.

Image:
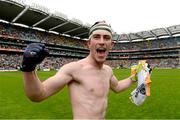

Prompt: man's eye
xmin=93 ymin=35 xmax=100 ymax=39
xmin=104 ymin=36 xmax=111 ymax=40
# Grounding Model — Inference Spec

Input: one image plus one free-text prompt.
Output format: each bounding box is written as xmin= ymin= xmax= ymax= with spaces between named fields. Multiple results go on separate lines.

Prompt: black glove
xmin=20 ymin=43 xmax=49 ymax=72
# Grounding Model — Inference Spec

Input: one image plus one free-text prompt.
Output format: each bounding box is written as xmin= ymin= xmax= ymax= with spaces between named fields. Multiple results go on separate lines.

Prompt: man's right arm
xmin=23 ymin=64 xmax=73 ymax=102
xmin=23 ymin=71 xmax=46 ymax=102
xmin=21 ymin=43 xmax=73 ymax=102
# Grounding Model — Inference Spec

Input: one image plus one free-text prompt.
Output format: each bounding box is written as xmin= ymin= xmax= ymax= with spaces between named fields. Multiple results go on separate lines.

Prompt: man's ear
xmin=86 ymin=39 xmax=90 ymax=49
xmin=110 ymin=41 xmax=115 ymax=49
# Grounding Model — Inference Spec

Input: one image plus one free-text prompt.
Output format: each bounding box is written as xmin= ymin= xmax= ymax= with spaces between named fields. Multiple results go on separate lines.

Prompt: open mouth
xmin=96 ymin=47 xmax=106 ymax=52
xmin=96 ymin=48 xmax=107 ymax=56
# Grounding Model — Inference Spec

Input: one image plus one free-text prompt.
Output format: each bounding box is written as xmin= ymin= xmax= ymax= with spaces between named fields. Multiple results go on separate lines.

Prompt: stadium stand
xmin=0 ymin=0 xmax=179 ymax=70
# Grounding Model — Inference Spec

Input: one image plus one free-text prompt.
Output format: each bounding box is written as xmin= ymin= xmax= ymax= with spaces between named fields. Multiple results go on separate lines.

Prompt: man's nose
xmin=98 ymin=37 xmax=105 ymax=45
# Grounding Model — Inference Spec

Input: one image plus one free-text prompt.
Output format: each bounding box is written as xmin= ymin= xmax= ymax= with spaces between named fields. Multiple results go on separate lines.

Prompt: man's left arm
xmin=110 ymin=74 xmax=135 ymax=93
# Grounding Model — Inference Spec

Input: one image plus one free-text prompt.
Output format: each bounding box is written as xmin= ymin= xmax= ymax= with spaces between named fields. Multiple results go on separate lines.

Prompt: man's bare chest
xmin=72 ymin=69 xmax=111 ymax=97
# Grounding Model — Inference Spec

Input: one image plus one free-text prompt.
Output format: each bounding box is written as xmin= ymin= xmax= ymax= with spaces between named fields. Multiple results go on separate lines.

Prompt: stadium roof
xmin=1 ymin=0 xmax=180 ymax=41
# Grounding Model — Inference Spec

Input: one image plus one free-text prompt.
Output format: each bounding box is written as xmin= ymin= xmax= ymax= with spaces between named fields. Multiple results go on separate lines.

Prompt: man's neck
xmin=86 ymin=55 xmax=104 ymax=69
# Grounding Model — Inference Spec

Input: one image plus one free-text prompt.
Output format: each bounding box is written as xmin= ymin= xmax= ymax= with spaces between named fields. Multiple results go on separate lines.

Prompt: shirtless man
xmin=20 ymin=21 xmax=136 ymax=119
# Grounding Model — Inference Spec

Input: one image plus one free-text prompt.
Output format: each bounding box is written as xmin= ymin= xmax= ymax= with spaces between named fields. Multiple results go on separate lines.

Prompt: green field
xmin=0 ymin=69 xmax=180 ymax=119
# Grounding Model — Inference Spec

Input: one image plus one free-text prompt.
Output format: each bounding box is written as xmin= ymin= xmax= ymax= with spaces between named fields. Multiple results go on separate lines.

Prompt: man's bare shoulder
xmin=103 ymin=64 xmax=114 ymax=78
xmin=103 ymin=64 xmax=113 ymax=71
xmin=60 ymin=61 xmax=83 ymax=72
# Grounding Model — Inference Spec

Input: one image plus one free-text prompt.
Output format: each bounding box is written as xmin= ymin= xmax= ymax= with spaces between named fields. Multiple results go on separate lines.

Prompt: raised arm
xmin=23 ymin=64 xmax=73 ymax=102
xmin=21 ymin=43 xmax=73 ymax=102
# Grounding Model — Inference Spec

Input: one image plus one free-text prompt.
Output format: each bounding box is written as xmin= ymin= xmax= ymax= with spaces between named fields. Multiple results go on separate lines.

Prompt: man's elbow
xmin=27 ymin=95 xmax=44 ymax=102
xmin=111 ymin=86 xmax=124 ymax=93
xmin=26 ymin=93 xmax=45 ymax=102
xmin=111 ymin=87 xmax=120 ymax=93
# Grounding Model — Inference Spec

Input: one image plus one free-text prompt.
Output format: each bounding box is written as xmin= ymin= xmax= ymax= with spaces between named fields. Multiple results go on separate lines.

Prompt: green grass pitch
xmin=0 ymin=69 xmax=180 ymax=119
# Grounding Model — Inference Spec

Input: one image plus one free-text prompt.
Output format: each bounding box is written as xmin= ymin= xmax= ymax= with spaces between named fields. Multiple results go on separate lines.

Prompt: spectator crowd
xmin=0 ymin=22 xmax=179 ymax=70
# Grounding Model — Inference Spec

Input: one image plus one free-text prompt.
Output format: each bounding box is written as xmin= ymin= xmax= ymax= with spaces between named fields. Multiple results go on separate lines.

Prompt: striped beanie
xmin=89 ymin=21 xmax=113 ymax=37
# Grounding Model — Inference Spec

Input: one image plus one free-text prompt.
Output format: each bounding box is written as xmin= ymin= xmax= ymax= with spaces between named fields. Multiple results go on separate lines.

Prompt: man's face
xmin=87 ymin=29 xmax=114 ymax=63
